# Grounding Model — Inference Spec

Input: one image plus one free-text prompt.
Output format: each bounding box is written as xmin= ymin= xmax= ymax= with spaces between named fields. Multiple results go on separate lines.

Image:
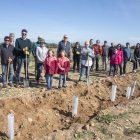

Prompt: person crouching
xmin=57 ymin=50 xmax=70 ymax=88
xmin=108 ymin=49 xmax=120 ymax=78
xmin=44 ymin=49 xmax=58 ymax=90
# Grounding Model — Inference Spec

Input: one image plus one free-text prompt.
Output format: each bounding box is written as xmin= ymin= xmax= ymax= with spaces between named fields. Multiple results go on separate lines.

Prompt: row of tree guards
xmin=7 ymin=81 xmax=136 ymax=140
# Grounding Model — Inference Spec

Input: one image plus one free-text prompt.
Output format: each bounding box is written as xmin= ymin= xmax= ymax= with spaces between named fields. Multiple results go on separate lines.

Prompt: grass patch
xmin=133 ymin=126 xmax=140 ymax=134
xmin=74 ymin=132 xmax=88 ymax=138
xmin=131 ymin=109 xmax=139 ymax=114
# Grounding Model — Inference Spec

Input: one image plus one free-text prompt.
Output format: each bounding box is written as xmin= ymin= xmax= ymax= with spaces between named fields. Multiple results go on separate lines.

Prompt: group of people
xmin=0 ymin=29 xmax=139 ymax=89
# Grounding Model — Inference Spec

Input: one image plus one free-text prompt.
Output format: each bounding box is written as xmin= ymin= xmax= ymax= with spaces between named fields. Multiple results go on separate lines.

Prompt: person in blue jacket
xmin=123 ymin=42 xmax=136 ymax=75
xmin=32 ymin=36 xmax=46 ymax=79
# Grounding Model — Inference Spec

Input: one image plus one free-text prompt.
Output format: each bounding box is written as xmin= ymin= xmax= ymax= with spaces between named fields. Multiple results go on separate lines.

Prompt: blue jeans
xmin=46 ymin=74 xmax=53 ymax=88
xmin=2 ymin=64 xmax=13 ymax=84
xmin=36 ymin=63 xmax=43 ymax=81
xmin=59 ymin=74 xmax=67 ymax=87
xmin=16 ymin=57 xmax=30 ymax=82
xmin=79 ymin=64 xmax=91 ymax=80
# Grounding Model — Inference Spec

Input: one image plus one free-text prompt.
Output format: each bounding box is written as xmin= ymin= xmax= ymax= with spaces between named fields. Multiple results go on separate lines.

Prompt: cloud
xmin=129 ymin=37 xmax=140 ymax=40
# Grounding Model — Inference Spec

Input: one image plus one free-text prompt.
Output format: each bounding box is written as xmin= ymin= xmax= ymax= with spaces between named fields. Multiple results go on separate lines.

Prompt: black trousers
xmin=135 ymin=59 xmax=140 ymax=69
xmin=73 ymin=57 xmax=80 ymax=71
xmin=123 ymin=59 xmax=136 ymax=74
xmin=109 ymin=64 xmax=118 ymax=76
xmin=95 ymin=55 xmax=100 ymax=71
xmin=117 ymin=62 xmax=123 ymax=75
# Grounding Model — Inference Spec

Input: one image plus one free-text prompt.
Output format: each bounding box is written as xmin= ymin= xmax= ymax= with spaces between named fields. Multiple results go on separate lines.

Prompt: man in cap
xmin=9 ymin=33 xmax=17 ymax=75
xmin=57 ymin=34 xmax=72 ymax=60
xmin=123 ymin=42 xmax=136 ymax=75
xmin=102 ymin=41 xmax=109 ymax=71
xmin=32 ymin=36 xmax=46 ymax=79
xmin=93 ymin=40 xmax=103 ymax=71
xmin=15 ymin=29 xmax=32 ymax=87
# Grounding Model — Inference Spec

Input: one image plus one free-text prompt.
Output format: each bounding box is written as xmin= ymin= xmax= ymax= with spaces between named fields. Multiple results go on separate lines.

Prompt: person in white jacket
xmin=36 ymin=39 xmax=48 ymax=84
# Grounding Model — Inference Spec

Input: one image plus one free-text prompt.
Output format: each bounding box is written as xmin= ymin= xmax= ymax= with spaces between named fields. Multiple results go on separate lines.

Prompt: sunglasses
xmin=5 ymin=40 xmax=10 ymax=42
xmin=22 ymin=33 xmax=27 ymax=35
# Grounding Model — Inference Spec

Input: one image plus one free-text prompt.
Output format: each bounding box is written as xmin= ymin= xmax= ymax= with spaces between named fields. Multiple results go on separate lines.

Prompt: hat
xmin=126 ymin=42 xmax=130 ymax=45
xmin=38 ymin=35 xmax=42 ymax=39
xmin=9 ymin=33 xmax=15 ymax=37
xmin=40 ymin=39 xmax=46 ymax=43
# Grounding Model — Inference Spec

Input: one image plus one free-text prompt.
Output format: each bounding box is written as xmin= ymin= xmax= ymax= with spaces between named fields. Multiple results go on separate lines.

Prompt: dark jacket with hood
xmin=73 ymin=46 xmax=81 ymax=59
xmin=134 ymin=47 xmax=140 ymax=59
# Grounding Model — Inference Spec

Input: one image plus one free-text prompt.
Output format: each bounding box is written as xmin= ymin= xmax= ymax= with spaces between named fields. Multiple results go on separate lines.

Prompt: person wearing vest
xmin=94 ymin=40 xmax=103 ymax=71
xmin=0 ymin=36 xmax=15 ymax=88
xmin=32 ymin=36 xmax=46 ymax=80
xmin=9 ymin=33 xmax=17 ymax=75
xmin=89 ymin=39 xmax=95 ymax=72
xmin=57 ymin=34 xmax=72 ymax=60
xmin=15 ymin=29 xmax=32 ymax=87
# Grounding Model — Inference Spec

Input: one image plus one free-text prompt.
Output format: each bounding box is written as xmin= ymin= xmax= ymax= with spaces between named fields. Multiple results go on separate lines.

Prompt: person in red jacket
xmin=117 ymin=44 xmax=123 ymax=75
xmin=108 ymin=49 xmax=121 ymax=78
xmin=44 ymin=49 xmax=58 ymax=90
xmin=57 ymin=50 xmax=70 ymax=88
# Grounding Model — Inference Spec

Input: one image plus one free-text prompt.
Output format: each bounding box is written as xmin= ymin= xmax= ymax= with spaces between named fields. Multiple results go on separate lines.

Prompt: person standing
xmin=72 ymin=42 xmax=81 ymax=72
xmin=32 ymin=36 xmax=46 ymax=79
xmin=93 ymin=40 xmax=102 ymax=71
xmin=36 ymin=39 xmax=48 ymax=85
xmin=108 ymin=42 xmax=116 ymax=59
xmin=0 ymin=36 xmax=15 ymax=88
xmin=57 ymin=34 xmax=72 ymax=61
xmin=134 ymin=43 xmax=140 ymax=69
xmin=102 ymin=41 xmax=109 ymax=71
xmin=9 ymin=33 xmax=17 ymax=75
xmin=123 ymin=42 xmax=136 ymax=75
xmin=89 ymin=39 xmax=95 ymax=72
xmin=79 ymin=41 xmax=94 ymax=81
xmin=15 ymin=29 xmax=32 ymax=87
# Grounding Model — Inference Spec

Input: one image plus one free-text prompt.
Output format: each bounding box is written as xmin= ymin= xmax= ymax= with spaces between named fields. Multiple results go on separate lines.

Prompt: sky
xmin=0 ymin=0 xmax=140 ymax=46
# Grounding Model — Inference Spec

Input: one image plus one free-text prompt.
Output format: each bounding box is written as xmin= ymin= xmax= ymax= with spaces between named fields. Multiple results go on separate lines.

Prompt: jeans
xmin=59 ymin=74 xmax=67 ymax=87
xmin=102 ymin=56 xmax=108 ymax=70
xmin=46 ymin=74 xmax=53 ymax=88
xmin=2 ymin=64 xmax=13 ymax=84
xmin=73 ymin=57 xmax=80 ymax=71
xmin=36 ymin=63 xmax=44 ymax=81
xmin=135 ymin=59 xmax=140 ymax=69
xmin=79 ymin=64 xmax=91 ymax=80
xmin=109 ymin=64 xmax=118 ymax=76
xmin=16 ymin=57 xmax=30 ymax=82
xmin=95 ymin=55 xmax=100 ymax=71
xmin=90 ymin=58 xmax=95 ymax=71
xmin=123 ymin=59 xmax=136 ymax=74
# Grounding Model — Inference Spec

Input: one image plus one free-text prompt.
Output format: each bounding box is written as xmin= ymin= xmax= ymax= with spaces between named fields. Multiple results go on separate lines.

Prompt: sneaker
xmin=3 ymin=84 xmax=8 ymax=88
xmin=122 ymin=74 xmax=125 ymax=76
xmin=58 ymin=86 xmax=61 ymax=89
xmin=107 ymin=76 xmax=110 ymax=78
xmin=62 ymin=85 xmax=67 ymax=88
xmin=113 ymin=76 xmax=115 ymax=78
xmin=16 ymin=82 xmax=19 ymax=88
xmin=47 ymin=87 xmax=51 ymax=90
xmin=102 ymin=69 xmax=105 ymax=71
xmin=79 ymin=79 xmax=82 ymax=81
xmin=50 ymin=87 xmax=52 ymax=90
xmin=133 ymin=70 xmax=136 ymax=73
xmin=9 ymin=83 xmax=13 ymax=87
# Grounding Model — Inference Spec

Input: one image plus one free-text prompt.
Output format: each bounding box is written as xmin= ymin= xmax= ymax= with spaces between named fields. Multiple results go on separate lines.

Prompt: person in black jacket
xmin=73 ymin=42 xmax=81 ymax=72
xmin=134 ymin=43 xmax=140 ymax=69
xmin=108 ymin=42 xmax=116 ymax=59
xmin=0 ymin=36 xmax=15 ymax=88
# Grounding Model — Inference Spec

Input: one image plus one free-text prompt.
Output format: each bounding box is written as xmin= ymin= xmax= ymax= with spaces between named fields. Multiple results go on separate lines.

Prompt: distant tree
xmin=131 ymin=45 xmax=136 ymax=49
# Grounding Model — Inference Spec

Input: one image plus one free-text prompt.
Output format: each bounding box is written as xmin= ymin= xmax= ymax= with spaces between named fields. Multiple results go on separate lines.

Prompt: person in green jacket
xmin=32 ymin=36 xmax=46 ymax=79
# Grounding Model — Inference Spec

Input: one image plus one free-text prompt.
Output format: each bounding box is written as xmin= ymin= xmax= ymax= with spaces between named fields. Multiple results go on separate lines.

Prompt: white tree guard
xmin=126 ymin=87 xmax=131 ymax=99
xmin=8 ymin=114 xmax=14 ymax=140
xmin=111 ymin=85 xmax=117 ymax=102
xmin=72 ymin=96 xmax=78 ymax=118
xmin=131 ymin=81 xmax=136 ymax=96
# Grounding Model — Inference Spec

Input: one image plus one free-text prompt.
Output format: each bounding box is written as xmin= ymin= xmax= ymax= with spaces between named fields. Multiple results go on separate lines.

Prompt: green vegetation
xmin=20 ymin=123 xmax=26 ymax=128
xmin=74 ymin=132 xmax=88 ymax=139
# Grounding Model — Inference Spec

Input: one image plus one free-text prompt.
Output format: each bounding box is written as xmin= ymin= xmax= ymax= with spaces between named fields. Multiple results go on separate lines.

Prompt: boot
xmin=16 ymin=82 xmax=19 ymax=88
xmin=3 ymin=84 xmax=8 ymax=88
xmin=9 ymin=83 xmax=14 ymax=87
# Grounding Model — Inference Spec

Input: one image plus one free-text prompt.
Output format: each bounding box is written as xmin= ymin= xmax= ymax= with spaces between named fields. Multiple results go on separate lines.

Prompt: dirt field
xmin=0 ymin=48 xmax=139 ymax=140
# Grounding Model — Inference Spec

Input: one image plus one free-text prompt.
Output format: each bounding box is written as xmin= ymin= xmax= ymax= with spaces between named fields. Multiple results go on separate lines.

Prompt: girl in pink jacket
xmin=108 ymin=49 xmax=121 ymax=78
xmin=117 ymin=44 xmax=123 ymax=75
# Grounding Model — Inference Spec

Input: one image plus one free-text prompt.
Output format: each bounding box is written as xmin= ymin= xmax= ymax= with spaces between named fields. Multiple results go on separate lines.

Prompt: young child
xmin=44 ymin=49 xmax=57 ymax=90
xmin=57 ymin=50 xmax=70 ymax=88
xmin=108 ymin=49 xmax=121 ymax=78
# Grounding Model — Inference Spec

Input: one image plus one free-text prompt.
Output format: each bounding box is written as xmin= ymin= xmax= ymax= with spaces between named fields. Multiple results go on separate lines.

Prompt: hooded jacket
xmin=110 ymin=53 xmax=121 ymax=65
xmin=134 ymin=47 xmax=140 ymax=59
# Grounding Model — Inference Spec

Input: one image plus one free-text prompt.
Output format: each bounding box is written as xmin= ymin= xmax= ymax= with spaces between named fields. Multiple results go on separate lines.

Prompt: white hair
xmin=85 ymin=41 xmax=89 ymax=44
xmin=63 ymin=34 xmax=68 ymax=38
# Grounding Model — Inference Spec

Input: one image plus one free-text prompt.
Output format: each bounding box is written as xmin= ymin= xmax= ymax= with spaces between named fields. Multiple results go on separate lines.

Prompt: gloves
xmin=23 ymin=47 xmax=28 ymax=51
xmin=25 ymin=51 xmax=29 ymax=55
xmin=88 ymin=50 xmax=90 ymax=53
xmin=87 ymin=53 xmax=90 ymax=56
xmin=76 ymin=51 xmax=80 ymax=55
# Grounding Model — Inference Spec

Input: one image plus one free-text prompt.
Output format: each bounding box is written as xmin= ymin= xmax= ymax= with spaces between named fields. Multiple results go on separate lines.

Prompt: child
xmin=57 ymin=50 xmax=70 ymax=88
xmin=36 ymin=39 xmax=48 ymax=84
xmin=108 ymin=49 xmax=120 ymax=78
xmin=44 ymin=49 xmax=57 ymax=90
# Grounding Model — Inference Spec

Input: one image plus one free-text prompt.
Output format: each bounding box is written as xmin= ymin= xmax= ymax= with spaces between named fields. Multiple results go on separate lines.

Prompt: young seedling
xmin=21 ymin=123 xmax=26 ymax=128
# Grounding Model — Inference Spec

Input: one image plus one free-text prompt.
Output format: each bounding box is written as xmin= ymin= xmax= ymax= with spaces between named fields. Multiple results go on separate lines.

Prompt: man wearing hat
xmin=93 ymin=40 xmax=103 ymax=71
xmin=15 ymin=29 xmax=32 ymax=87
xmin=9 ymin=33 xmax=17 ymax=75
xmin=123 ymin=42 xmax=136 ymax=75
xmin=57 ymin=34 xmax=72 ymax=60
xmin=36 ymin=39 xmax=48 ymax=84
xmin=32 ymin=36 xmax=46 ymax=79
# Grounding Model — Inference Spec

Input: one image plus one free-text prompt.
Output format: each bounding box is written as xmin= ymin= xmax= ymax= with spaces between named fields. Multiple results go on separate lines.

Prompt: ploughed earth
xmin=0 ymin=71 xmax=140 ymax=140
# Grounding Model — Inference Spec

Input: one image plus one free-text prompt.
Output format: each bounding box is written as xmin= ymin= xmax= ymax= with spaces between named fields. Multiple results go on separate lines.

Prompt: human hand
xmin=8 ymin=58 xmax=12 ymax=62
xmin=129 ymin=58 xmax=131 ymax=61
xmin=25 ymin=51 xmax=29 ymax=55
xmin=76 ymin=51 xmax=80 ymax=55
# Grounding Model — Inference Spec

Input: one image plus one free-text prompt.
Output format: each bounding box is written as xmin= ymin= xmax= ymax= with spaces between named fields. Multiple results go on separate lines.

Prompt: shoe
xmin=102 ymin=69 xmax=105 ymax=71
xmin=107 ymin=76 xmax=110 ymax=78
xmin=62 ymin=85 xmax=67 ymax=88
xmin=50 ymin=87 xmax=52 ymax=90
xmin=3 ymin=84 xmax=8 ymax=88
xmin=47 ymin=87 xmax=51 ymax=90
xmin=37 ymin=80 xmax=39 ymax=85
xmin=133 ymin=70 xmax=136 ymax=73
xmin=16 ymin=82 xmax=19 ymax=88
xmin=9 ymin=83 xmax=13 ymax=87
xmin=113 ymin=76 xmax=115 ymax=78
xmin=58 ymin=86 xmax=61 ymax=89
xmin=90 ymin=69 xmax=93 ymax=72
xmin=122 ymin=74 xmax=125 ymax=76
xmin=73 ymin=70 xmax=75 ymax=73
xmin=79 ymin=79 xmax=82 ymax=81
